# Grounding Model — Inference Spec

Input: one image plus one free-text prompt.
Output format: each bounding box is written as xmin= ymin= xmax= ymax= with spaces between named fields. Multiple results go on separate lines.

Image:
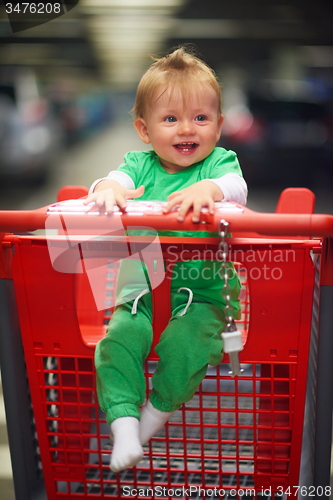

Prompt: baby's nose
xmin=178 ymin=120 xmax=195 ymax=134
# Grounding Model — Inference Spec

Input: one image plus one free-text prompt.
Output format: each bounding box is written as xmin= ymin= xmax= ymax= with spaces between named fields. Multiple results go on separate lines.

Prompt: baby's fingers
xmin=83 ymin=192 xmax=106 ymax=209
xmin=177 ymin=198 xmax=195 ymax=222
xmin=105 ymin=192 xmax=121 ymax=213
xmin=92 ymin=191 xmax=115 ymax=213
xmin=163 ymin=195 xmax=182 ymax=214
xmin=83 ymin=193 xmax=97 ymax=205
xmin=192 ymin=198 xmax=215 ymax=222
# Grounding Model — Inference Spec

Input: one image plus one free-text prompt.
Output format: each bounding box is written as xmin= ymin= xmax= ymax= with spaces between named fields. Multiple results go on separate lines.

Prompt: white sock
xmin=139 ymin=400 xmax=175 ymax=445
xmin=109 ymin=417 xmax=143 ymax=472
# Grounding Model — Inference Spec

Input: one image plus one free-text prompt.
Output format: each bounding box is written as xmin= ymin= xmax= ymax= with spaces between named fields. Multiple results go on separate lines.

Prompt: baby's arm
xmin=83 ymin=179 xmax=144 ymax=214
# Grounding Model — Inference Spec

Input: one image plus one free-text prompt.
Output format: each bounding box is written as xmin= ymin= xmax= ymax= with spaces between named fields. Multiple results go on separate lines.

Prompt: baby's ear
xmin=134 ymin=118 xmax=150 ymax=144
xmin=216 ymin=114 xmax=224 ymax=140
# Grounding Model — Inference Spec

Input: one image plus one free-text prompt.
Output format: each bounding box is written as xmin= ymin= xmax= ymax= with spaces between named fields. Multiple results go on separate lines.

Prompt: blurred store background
xmin=0 ymin=0 xmax=333 ymax=498
xmin=0 ymin=0 xmax=332 ymax=211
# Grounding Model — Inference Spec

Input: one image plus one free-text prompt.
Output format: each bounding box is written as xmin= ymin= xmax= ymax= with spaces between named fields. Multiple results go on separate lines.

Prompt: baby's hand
xmin=163 ymin=181 xmax=222 ymax=222
xmin=84 ymin=188 xmax=118 ymax=214
xmin=83 ymin=184 xmax=145 ymax=214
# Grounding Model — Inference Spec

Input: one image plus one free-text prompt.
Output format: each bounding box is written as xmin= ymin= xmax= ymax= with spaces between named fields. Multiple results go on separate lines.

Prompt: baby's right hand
xmin=84 ymin=188 xmax=118 ymax=214
xmin=83 ymin=183 xmax=145 ymax=214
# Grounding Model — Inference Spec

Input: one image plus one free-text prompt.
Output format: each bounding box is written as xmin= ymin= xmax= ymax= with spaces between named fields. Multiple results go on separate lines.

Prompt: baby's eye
xmin=195 ymin=115 xmax=207 ymax=122
xmin=165 ymin=116 xmax=177 ymax=123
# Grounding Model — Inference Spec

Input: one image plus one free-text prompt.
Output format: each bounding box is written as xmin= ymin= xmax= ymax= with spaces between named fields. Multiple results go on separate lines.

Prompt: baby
xmin=85 ymin=46 xmax=247 ymax=472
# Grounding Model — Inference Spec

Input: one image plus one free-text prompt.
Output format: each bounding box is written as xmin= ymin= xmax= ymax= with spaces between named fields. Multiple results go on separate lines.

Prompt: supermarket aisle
xmin=0 ymin=120 xmax=147 ymax=211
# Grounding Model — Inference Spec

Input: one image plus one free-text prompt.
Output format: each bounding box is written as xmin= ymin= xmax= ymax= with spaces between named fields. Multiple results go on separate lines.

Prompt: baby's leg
xmin=94 ymin=295 xmax=153 ymax=470
xmin=148 ymin=297 xmax=225 ymax=433
xmin=110 ymin=417 xmax=143 ymax=472
xmin=139 ymin=400 xmax=174 ymax=445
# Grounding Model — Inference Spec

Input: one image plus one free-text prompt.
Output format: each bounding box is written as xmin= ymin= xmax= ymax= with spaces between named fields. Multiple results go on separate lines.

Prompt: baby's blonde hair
xmin=132 ymin=46 xmax=222 ymax=119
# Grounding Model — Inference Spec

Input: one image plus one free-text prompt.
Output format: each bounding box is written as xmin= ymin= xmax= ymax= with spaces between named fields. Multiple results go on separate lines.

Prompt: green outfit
xmin=95 ymin=148 xmax=243 ymax=423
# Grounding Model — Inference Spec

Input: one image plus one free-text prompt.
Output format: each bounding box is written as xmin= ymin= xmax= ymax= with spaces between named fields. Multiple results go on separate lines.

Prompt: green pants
xmin=95 ymin=291 xmax=226 ymax=424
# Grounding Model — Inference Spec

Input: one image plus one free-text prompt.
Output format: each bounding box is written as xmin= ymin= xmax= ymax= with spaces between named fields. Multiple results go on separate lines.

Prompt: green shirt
xmin=116 ymin=147 xmax=242 ymax=313
xmin=119 ymin=147 xmax=243 ymax=202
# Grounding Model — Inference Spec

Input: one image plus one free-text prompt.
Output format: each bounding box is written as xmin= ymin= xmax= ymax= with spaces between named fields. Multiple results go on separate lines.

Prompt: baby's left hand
xmin=163 ymin=181 xmax=223 ymax=223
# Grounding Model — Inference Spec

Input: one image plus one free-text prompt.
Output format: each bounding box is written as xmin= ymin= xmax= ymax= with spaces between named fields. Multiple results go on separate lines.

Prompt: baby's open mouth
xmin=174 ymin=142 xmax=198 ymax=152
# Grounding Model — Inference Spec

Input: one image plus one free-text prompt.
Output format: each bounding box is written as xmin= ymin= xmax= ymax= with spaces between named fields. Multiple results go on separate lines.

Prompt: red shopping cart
xmin=0 ymin=187 xmax=332 ymax=500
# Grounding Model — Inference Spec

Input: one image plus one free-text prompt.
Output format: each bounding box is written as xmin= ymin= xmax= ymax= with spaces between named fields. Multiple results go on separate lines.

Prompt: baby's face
xmin=134 ymin=84 xmax=224 ymax=174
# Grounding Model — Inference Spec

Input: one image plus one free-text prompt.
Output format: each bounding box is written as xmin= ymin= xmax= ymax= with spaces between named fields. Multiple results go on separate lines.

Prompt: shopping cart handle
xmin=0 ymin=199 xmax=333 ymax=237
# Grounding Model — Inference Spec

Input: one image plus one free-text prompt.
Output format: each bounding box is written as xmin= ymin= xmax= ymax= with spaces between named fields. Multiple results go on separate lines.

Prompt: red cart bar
xmin=0 ymin=203 xmax=333 ymax=236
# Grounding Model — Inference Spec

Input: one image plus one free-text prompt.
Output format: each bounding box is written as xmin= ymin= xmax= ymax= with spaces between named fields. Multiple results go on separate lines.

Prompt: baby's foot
xmin=110 ymin=417 xmax=143 ymax=472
